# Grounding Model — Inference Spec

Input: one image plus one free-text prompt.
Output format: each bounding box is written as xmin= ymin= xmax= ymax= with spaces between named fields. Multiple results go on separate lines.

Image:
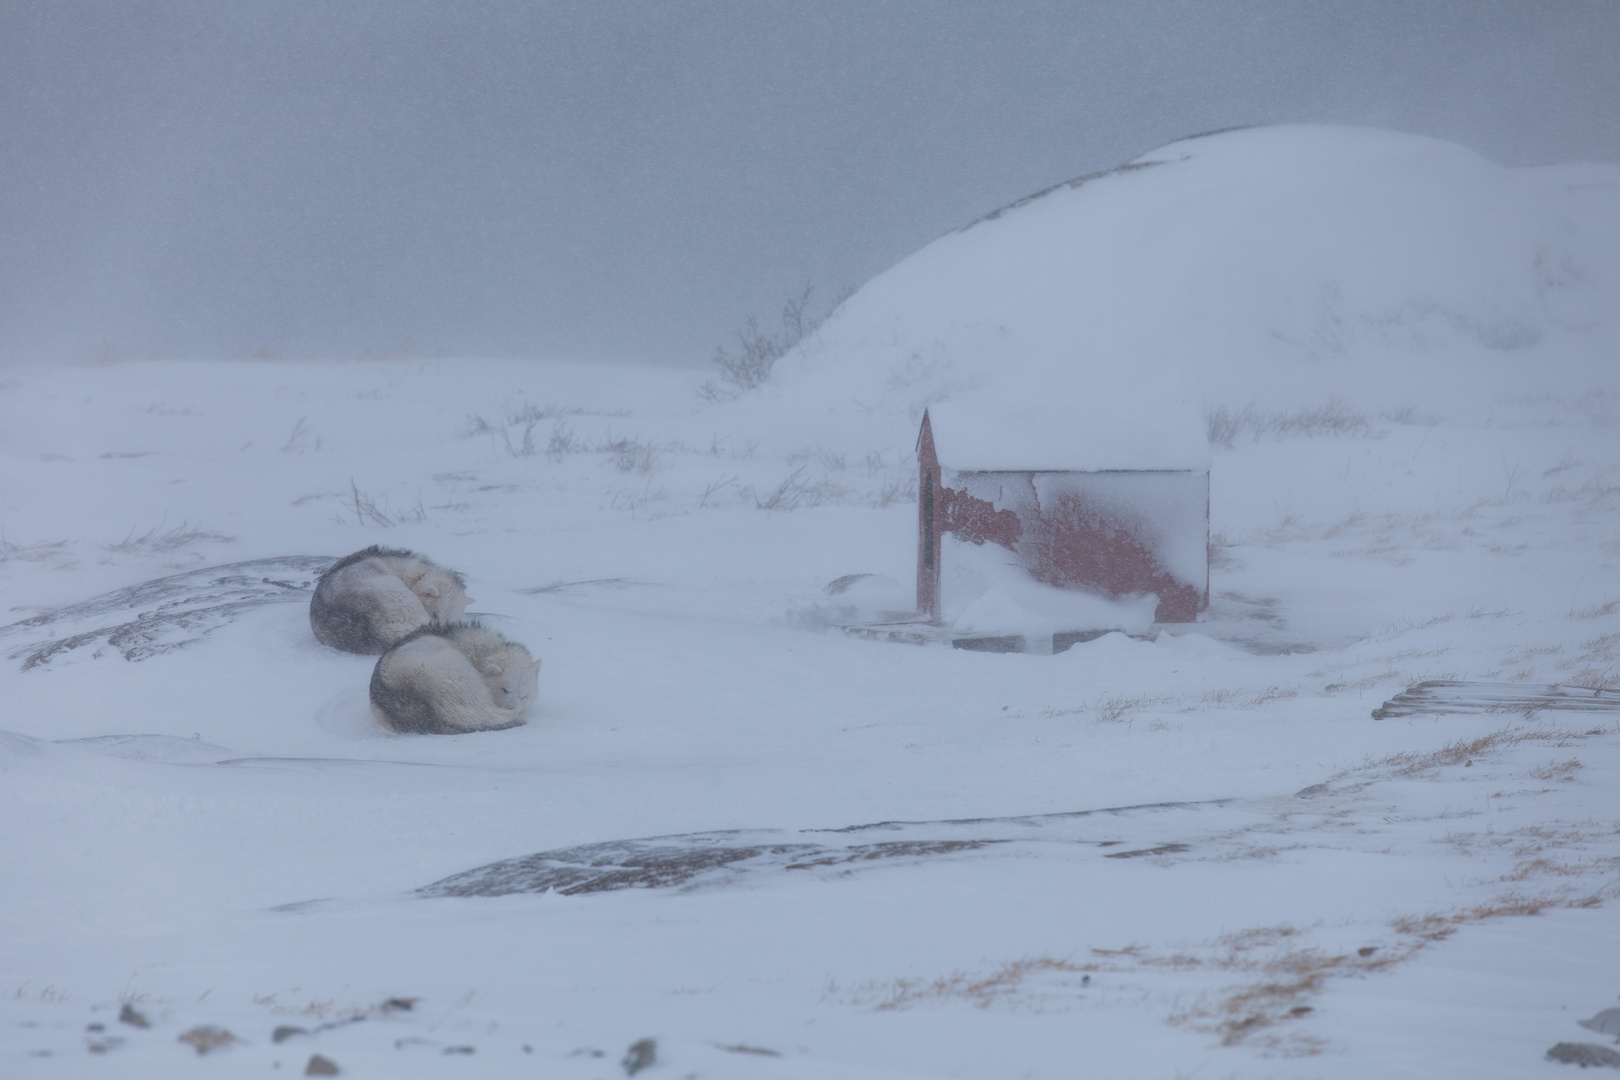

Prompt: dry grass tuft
xmin=749 ymin=467 xmax=852 ymax=511
xmin=1093 ymin=693 xmax=1180 ymax=724
xmin=1208 ymin=530 xmax=1240 ymax=569
xmin=1206 ymin=399 xmax=1373 ymax=448
xmin=828 ymin=956 xmax=1093 ymax=1012
xmin=1526 ymin=758 xmax=1583 ymax=782
xmin=1173 ymin=886 xmax=1610 ymax=1053
xmin=1372 ymin=730 xmax=1516 ymax=776
xmin=334 ymin=481 xmax=428 ymax=527
xmin=0 ymin=538 xmax=73 ymax=565
xmin=104 ymin=521 xmax=235 ymax=554
xmin=1558 ymin=633 xmax=1620 ymax=689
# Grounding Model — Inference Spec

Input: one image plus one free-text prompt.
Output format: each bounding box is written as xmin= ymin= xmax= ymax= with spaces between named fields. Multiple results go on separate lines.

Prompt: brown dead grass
xmin=834 ymin=881 xmax=1615 ymax=1056
xmin=1365 ymin=723 xmax=1609 ymax=779
xmin=1092 ymin=693 xmax=1180 ymax=724
xmin=827 ymin=956 xmax=1095 ymax=1012
xmin=1197 ymin=686 xmax=1302 ymax=709
xmin=1557 ymin=633 xmax=1620 ymax=688
xmin=1171 ymin=886 xmax=1611 ymax=1054
xmin=1526 ymin=758 xmax=1584 ymax=782
xmin=1370 ymin=728 xmax=1525 ymax=777
xmin=831 ymin=718 xmax=1617 ymax=1056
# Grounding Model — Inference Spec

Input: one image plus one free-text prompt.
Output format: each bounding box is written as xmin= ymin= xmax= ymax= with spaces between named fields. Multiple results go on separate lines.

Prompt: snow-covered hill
xmin=727 ymin=125 xmax=1620 ymax=453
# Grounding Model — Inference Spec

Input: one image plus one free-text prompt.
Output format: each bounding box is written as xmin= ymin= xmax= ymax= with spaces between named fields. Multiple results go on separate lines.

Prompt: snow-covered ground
xmin=2 ymin=126 xmax=1618 ymax=1077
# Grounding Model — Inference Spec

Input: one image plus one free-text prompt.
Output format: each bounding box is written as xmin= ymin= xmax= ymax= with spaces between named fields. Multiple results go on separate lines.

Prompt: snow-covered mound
xmin=733 ymin=125 xmax=1620 ymax=450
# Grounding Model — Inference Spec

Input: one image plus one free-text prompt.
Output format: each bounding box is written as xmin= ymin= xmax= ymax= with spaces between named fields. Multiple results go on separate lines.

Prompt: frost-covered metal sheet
xmin=924 ymin=402 xmax=1209 ymax=473
xmin=1371 ymin=680 xmax=1620 ymax=720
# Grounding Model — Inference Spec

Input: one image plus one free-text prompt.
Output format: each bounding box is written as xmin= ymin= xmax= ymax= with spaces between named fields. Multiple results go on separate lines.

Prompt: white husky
xmin=309 ymin=546 xmax=472 ymax=654
xmin=369 ymin=622 xmax=541 ymax=734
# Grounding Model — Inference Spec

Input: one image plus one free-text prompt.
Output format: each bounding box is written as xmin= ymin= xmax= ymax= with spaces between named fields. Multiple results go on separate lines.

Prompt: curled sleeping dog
xmin=370 ymin=622 xmax=541 ymax=734
xmin=310 ymin=546 xmax=471 ymax=654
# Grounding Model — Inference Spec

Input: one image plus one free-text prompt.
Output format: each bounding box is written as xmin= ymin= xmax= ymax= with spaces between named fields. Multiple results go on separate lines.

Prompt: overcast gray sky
xmin=3 ymin=1 xmax=1617 ymax=366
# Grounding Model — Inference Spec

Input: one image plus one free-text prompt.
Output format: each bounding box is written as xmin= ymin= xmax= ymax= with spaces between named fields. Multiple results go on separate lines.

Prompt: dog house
xmin=917 ymin=403 xmax=1209 ymax=631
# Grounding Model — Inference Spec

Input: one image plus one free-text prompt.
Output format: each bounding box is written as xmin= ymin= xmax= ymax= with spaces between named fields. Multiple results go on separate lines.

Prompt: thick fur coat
xmin=309 ymin=546 xmax=472 ymax=654
xmin=370 ymin=622 xmax=541 ymax=734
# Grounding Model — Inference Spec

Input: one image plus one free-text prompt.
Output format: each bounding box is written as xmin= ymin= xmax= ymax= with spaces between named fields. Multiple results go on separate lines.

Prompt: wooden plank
xmin=1371 ymin=680 xmax=1620 ymax=720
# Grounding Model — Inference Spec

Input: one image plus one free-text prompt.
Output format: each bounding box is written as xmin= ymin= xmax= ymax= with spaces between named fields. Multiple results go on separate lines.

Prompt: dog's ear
xmin=529 ymin=659 xmax=542 ymax=673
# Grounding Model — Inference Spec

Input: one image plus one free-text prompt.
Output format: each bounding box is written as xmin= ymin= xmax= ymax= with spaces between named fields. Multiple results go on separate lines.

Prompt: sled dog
xmin=309 ymin=546 xmax=472 ymax=653
xmin=370 ymin=622 xmax=541 ymax=734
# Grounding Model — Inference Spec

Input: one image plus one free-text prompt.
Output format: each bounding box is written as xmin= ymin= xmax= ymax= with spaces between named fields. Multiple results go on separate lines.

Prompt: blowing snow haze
xmin=2 ymin=1 xmax=1618 ymax=366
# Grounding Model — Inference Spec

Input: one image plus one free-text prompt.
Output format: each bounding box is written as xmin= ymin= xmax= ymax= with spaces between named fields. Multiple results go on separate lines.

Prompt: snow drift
xmin=728 ymin=125 xmax=1620 ymax=452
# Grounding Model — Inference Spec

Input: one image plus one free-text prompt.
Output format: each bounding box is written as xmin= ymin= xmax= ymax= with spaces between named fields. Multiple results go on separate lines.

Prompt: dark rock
xmin=178 ymin=1025 xmax=240 ymax=1055
xmin=719 ymin=1043 xmax=781 ymax=1057
xmin=623 ymin=1037 xmax=657 ymax=1075
xmin=1104 ymin=843 xmax=1190 ymax=859
xmin=1547 ymin=1042 xmax=1620 ymax=1068
xmin=417 ymin=800 xmax=1231 ymax=899
xmin=305 ymin=1053 xmax=340 ymax=1076
xmin=273 ymin=1026 xmax=309 ymax=1044
xmin=118 ymin=1003 xmax=150 ymax=1028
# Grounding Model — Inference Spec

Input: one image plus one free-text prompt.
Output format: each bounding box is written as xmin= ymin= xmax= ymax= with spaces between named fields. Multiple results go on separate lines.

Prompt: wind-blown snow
xmin=2 ymin=126 xmax=1618 ymax=1077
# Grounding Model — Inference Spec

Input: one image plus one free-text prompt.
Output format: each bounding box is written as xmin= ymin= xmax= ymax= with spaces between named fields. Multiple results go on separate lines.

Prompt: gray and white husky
xmin=370 ymin=622 xmax=541 ymax=734
xmin=310 ymin=546 xmax=472 ymax=653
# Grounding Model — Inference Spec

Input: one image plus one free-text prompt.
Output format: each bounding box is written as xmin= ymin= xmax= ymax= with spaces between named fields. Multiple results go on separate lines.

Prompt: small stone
xmin=273 ymin=1026 xmax=309 ymax=1044
xmin=442 ymin=1045 xmax=475 ymax=1055
xmin=623 ymin=1037 xmax=657 ymax=1076
xmin=118 ymin=1003 xmax=151 ymax=1029
xmin=178 ymin=1025 xmax=240 ymax=1055
xmin=719 ymin=1043 xmax=782 ymax=1057
xmin=1547 ymin=1042 xmax=1620 ymax=1069
xmin=1358 ymin=946 xmax=1378 ymax=957
xmin=87 ymin=1022 xmax=105 ymax=1032
xmin=380 ymin=996 xmax=419 ymax=1013
xmin=305 ymin=1053 xmax=341 ymax=1076
xmin=1288 ymin=1005 xmax=1314 ymax=1017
